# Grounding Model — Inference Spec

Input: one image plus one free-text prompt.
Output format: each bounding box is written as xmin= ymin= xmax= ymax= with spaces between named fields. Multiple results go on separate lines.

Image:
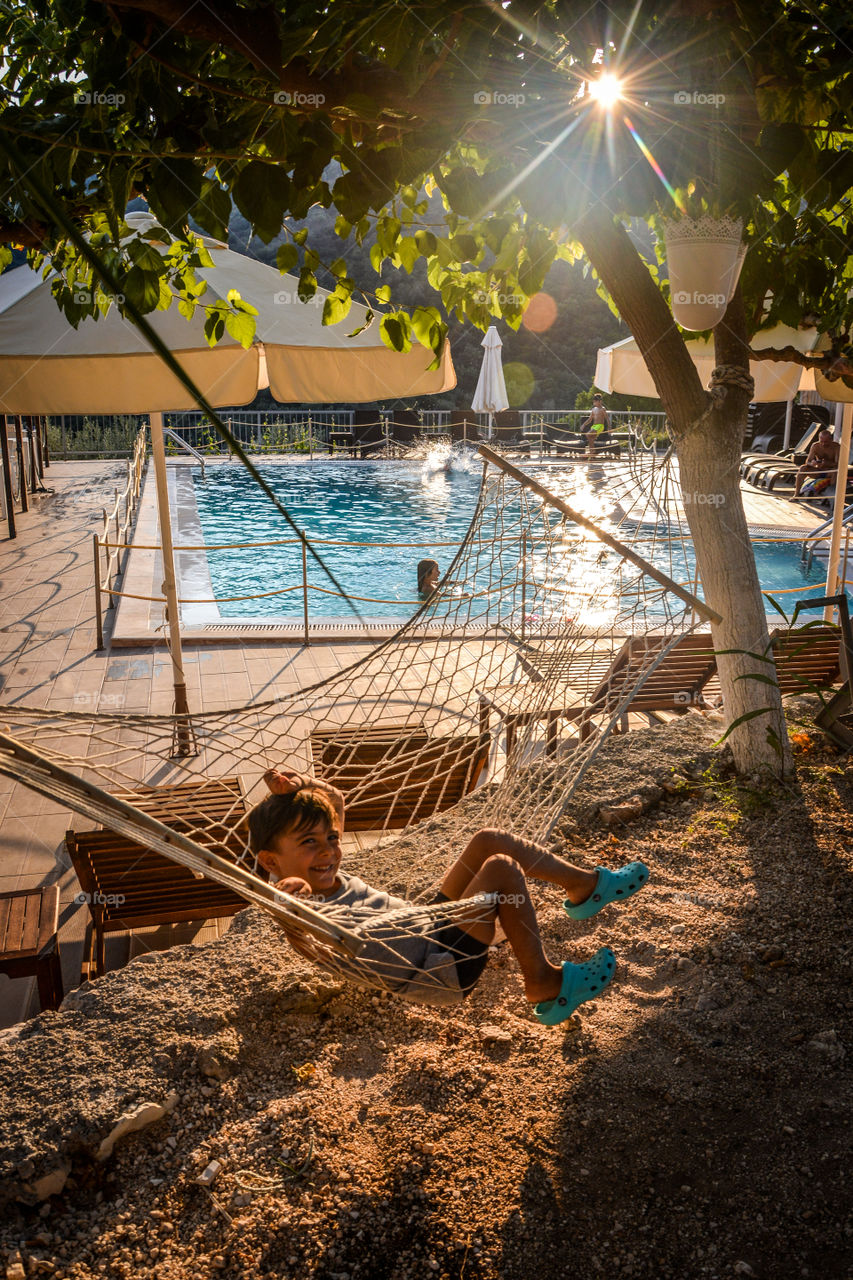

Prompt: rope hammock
xmin=0 ymin=444 xmax=716 ymax=1005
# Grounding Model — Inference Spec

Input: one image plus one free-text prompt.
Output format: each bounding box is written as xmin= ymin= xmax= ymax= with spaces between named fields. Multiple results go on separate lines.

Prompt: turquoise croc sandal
xmin=563 ymin=861 xmax=649 ymax=921
xmin=533 ymin=947 xmax=616 ymax=1026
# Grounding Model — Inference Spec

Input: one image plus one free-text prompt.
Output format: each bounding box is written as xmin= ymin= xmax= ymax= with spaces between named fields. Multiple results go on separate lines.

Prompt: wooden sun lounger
xmin=479 ymin=632 xmax=718 ymax=754
xmin=310 ymin=723 xmax=489 ymax=830
xmin=65 ymin=776 xmax=253 ymax=977
xmin=770 ymin=625 xmax=842 ymax=694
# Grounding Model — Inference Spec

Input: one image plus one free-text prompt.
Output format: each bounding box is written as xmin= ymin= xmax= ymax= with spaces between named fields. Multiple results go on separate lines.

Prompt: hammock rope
xmin=0 ymin=447 xmax=716 ymax=1005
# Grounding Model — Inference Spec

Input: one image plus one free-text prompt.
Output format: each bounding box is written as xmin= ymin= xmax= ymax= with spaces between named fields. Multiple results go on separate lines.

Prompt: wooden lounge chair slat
xmin=65 ymin=776 xmax=252 ymax=975
xmin=311 ymin=726 xmax=488 ymax=830
xmin=479 ymin=632 xmax=719 ymax=753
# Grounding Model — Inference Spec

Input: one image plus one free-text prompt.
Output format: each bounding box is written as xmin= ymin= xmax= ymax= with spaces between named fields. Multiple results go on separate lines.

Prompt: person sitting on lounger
xmin=578 ymin=394 xmax=613 ymax=459
xmin=794 ymin=428 xmax=840 ymax=497
xmin=248 ymin=766 xmax=649 ymax=1023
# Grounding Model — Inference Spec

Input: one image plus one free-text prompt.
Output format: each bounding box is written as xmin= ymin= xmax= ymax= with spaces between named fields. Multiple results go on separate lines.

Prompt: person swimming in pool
xmin=417 ymin=558 xmax=441 ymax=597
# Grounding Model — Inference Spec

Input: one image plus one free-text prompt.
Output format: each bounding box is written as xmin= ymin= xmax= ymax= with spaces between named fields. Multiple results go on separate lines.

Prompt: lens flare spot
xmin=503 ymin=362 xmax=535 ymax=406
xmin=522 ymin=292 xmax=558 ymax=334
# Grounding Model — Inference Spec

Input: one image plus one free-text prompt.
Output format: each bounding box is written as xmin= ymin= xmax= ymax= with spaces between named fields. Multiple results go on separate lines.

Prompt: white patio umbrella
xmin=0 ymin=212 xmax=456 ymax=723
xmin=0 ymin=213 xmax=454 ymax=413
xmin=594 ymin=324 xmax=819 ymax=403
xmin=471 ymin=325 xmax=509 ymax=438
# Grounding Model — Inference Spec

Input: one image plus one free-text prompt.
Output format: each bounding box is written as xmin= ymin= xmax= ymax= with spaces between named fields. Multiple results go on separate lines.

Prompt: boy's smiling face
xmin=259 ymin=817 xmax=342 ymax=897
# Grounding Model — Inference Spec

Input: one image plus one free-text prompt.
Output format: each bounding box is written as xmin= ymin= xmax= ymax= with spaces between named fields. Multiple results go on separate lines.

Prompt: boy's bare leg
xmin=449 ymin=854 xmax=563 ymax=1004
xmin=440 ymin=828 xmax=599 ymax=906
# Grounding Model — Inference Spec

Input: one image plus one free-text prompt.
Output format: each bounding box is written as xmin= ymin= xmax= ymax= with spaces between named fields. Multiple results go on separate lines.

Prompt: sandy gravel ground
xmin=1 ymin=704 xmax=851 ymax=1280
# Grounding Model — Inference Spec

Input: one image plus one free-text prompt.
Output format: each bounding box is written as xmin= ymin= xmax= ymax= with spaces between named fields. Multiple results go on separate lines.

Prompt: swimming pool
xmin=186 ymin=459 xmax=828 ymax=623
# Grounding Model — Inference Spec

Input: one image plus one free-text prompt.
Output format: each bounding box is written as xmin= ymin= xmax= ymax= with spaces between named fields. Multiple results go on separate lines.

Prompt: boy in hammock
xmin=249 ymin=767 xmax=648 ymax=1026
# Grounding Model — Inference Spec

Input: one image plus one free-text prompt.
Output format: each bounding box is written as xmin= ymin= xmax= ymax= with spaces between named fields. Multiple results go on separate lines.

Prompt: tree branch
xmin=0 ymin=218 xmax=50 ymax=248
xmin=575 ymin=209 xmax=707 ymax=432
xmin=747 ymin=345 xmax=853 ymax=378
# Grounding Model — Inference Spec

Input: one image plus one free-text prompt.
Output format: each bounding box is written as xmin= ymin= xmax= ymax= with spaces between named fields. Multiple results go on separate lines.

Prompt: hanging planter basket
xmin=663 ymin=215 xmax=746 ymax=331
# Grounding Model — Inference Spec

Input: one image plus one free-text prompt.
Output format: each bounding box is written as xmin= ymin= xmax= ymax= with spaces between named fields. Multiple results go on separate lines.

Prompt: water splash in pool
xmin=420 ymin=442 xmax=453 ymax=481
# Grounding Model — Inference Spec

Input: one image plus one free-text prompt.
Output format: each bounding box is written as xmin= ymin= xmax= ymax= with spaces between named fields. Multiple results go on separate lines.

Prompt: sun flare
xmin=588 ymin=72 xmax=623 ymax=109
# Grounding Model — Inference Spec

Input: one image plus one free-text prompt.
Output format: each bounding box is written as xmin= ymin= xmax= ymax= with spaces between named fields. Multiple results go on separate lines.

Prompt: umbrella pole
xmin=149 ymin=412 xmax=194 ymax=753
xmin=823 ymin=403 xmax=853 ymax=622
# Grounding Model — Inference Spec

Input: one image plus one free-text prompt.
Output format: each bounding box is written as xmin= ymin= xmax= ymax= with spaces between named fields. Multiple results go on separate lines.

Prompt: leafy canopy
xmin=1 ymin=0 xmax=852 ymax=363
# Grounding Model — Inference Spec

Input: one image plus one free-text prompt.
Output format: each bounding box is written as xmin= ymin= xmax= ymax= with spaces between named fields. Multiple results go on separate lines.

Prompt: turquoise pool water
xmin=189 ymin=461 xmax=828 ymax=621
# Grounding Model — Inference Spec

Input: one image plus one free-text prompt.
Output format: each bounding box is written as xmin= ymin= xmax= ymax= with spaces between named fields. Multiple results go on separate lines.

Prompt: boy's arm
xmin=263 ymin=767 xmax=346 ymax=834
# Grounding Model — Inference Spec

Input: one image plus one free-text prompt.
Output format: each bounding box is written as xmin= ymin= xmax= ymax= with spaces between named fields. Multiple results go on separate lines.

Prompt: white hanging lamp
xmin=664 ymin=214 xmax=746 ymax=330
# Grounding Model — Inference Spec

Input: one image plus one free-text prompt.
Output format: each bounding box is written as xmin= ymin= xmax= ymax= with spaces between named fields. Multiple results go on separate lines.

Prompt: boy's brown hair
xmin=248 ymin=788 xmax=338 ymax=854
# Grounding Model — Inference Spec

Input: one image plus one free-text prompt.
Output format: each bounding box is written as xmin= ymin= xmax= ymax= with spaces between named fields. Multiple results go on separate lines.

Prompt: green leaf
xmin=147 ymin=158 xmax=204 ymax=232
xmin=410 ymin=305 xmax=443 ymax=348
xmin=322 ymin=292 xmax=351 ymax=324
xmin=449 ymin=234 xmax=479 ymax=263
xmin=193 ymin=182 xmax=232 ymax=241
xmin=276 ymin=243 xmax=300 ymax=273
xmin=122 ymin=264 xmax=162 ymax=313
xmin=396 ymin=237 xmax=419 ymax=273
xmin=347 ymin=309 xmax=374 ymax=337
xmin=762 ymin=592 xmax=790 ymax=620
xmin=126 ymin=238 xmax=167 ymax=274
xmin=224 ymin=308 xmax=257 ymax=348
xmin=732 ymin=672 xmax=780 ymax=688
xmin=713 ymin=707 xmax=772 ymax=745
xmin=298 ymin=268 xmax=317 ymax=299
xmin=204 ymin=309 xmax=226 ymax=346
xmin=232 ymin=162 xmax=291 ymax=243
xmin=380 ymin=313 xmax=411 ymax=352
xmin=376 ymin=216 xmax=401 ymax=256
xmin=334 ymin=215 xmax=352 ymax=239
xmin=414 ymin=229 xmax=437 ymax=256
xmin=374 ymin=284 xmax=392 ymax=303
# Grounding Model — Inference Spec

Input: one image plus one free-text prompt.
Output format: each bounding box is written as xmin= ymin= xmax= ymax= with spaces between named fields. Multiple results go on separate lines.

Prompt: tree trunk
xmin=676 ymin=409 xmax=793 ymax=773
xmin=577 ymin=211 xmax=793 ymax=776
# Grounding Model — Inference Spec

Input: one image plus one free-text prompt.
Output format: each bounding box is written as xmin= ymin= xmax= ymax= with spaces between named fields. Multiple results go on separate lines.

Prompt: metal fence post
xmin=520 ymin=534 xmax=527 ymax=642
xmin=1 ymin=418 xmax=16 ymax=539
xmin=14 ymin=417 xmax=28 ymax=513
xmin=302 ymin=538 xmax=310 ymax=647
xmin=93 ymin=533 xmax=104 ymax=649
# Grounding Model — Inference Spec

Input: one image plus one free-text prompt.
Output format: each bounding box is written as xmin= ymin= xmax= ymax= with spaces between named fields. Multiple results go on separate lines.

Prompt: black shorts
xmin=431 ymin=892 xmax=490 ymax=996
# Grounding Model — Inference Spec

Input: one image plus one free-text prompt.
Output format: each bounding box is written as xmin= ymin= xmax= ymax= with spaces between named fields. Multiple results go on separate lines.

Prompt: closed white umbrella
xmin=594 ymin=325 xmax=819 ymax=403
xmin=0 ymin=212 xmax=456 ymax=726
xmin=471 ymin=325 xmax=509 ymax=438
